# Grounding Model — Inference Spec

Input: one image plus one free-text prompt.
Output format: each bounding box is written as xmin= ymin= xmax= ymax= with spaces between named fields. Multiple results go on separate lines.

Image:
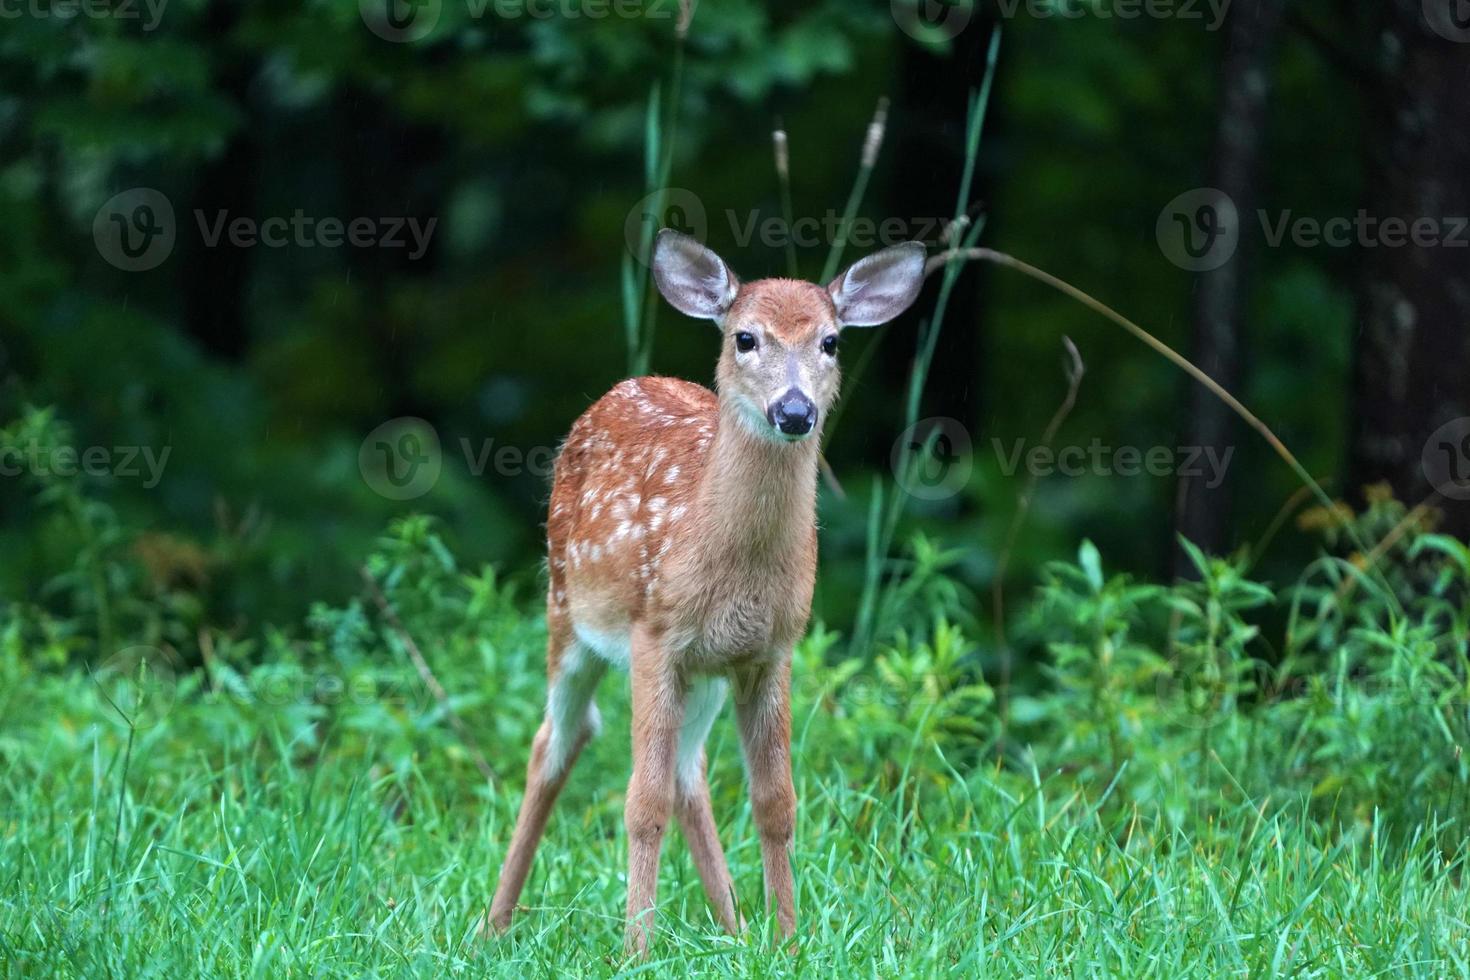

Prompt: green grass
xmin=3 ymin=625 xmax=1468 ymax=977
xmin=2 ymin=510 xmax=1468 ymax=976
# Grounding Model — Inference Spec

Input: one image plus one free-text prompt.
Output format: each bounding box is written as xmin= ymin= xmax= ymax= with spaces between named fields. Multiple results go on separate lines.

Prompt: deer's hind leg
xmin=674 ymin=677 xmax=740 ymax=934
xmin=487 ymin=610 xmax=607 ymax=932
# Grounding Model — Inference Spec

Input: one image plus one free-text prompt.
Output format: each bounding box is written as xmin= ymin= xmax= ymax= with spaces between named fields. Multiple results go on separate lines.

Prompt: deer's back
xmin=546 ymin=377 xmax=716 ymax=663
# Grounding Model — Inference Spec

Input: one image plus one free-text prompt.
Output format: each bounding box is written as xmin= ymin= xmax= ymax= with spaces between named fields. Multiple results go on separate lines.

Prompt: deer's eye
xmin=734 ymin=331 xmax=757 ymax=353
xmin=821 ymin=335 xmax=838 ymax=357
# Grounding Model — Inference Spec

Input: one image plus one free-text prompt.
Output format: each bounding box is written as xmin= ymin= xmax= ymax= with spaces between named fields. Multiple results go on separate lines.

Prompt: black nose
xmin=768 ymin=390 xmax=817 ymax=436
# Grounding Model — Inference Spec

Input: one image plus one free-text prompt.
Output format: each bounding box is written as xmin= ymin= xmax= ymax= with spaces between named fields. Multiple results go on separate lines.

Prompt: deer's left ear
xmin=827 ymin=242 xmax=927 ymax=327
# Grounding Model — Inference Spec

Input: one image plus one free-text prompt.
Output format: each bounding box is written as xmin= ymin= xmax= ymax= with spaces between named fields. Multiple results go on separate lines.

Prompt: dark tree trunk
xmin=179 ymin=0 xmax=258 ymax=361
xmin=1347 ymin=0 xmax=1470 ymax=538
xmin=1173 ymin=0 xmax=1287 ymax=574
xmin=881 ymin=18 xmax=999 ymax=456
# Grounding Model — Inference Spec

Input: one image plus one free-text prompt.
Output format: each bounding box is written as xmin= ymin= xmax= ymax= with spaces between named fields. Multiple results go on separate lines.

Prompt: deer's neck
xmin=693 ymin=402 xmax=820 ymax=565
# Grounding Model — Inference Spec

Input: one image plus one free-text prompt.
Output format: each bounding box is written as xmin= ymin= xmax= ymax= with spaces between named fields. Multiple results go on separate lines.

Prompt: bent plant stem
xmin=930 ymin=245 xmax=1400 ymax=613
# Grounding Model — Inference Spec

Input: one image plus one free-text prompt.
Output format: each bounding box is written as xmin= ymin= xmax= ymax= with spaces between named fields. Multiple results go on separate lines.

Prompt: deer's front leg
xmin=734 ymin=657 xmax=796 ymax=938
xmin=624 ymin=625 xmax=685 ymax=957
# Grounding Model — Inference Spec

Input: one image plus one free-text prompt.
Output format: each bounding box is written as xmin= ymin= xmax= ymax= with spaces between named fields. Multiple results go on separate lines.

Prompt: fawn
xmin=485 ymin=229 xmax=927 ymax=955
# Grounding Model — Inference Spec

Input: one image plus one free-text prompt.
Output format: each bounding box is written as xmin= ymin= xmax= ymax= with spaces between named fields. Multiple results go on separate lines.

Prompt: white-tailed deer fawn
xmin=486 ymin=229 xmax=926 ymax=955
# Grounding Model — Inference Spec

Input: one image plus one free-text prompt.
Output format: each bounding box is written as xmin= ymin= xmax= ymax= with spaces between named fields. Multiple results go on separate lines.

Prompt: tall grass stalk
xmin=620 ymin=17 xmax=690 ymax=376
xmin=851 ymin=30 xmax=1002 ymax=657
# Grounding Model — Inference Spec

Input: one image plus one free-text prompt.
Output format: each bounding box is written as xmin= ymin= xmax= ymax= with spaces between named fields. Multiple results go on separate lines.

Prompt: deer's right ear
xmin=651 ymin=229 xmax=740 ymax=322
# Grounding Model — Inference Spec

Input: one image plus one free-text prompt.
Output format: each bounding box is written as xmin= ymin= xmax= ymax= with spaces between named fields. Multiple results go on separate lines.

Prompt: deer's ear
xmin=652 ymin=229 xmax=740 ymax=322
xmin=827 ymin=242 xmax=927 ymax=327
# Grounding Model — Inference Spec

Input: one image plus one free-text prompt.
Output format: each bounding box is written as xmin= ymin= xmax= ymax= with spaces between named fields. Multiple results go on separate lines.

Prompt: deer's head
xmin=652 ymin=229 xmax=926 ymax=444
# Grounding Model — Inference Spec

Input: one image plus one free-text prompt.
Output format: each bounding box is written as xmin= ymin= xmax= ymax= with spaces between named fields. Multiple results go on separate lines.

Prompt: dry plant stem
xmin=928 ymin=245 xmax=1395 ymax=607
xmin=772 ymin=123 xmax=799 ymax=278
xmin=820 ymin=97 xmax=890 ymax=284
xmin=992 ymin=337 xmax=1085 ymax=729
xmin=360 ymin=566 xmax=498 ymax=785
